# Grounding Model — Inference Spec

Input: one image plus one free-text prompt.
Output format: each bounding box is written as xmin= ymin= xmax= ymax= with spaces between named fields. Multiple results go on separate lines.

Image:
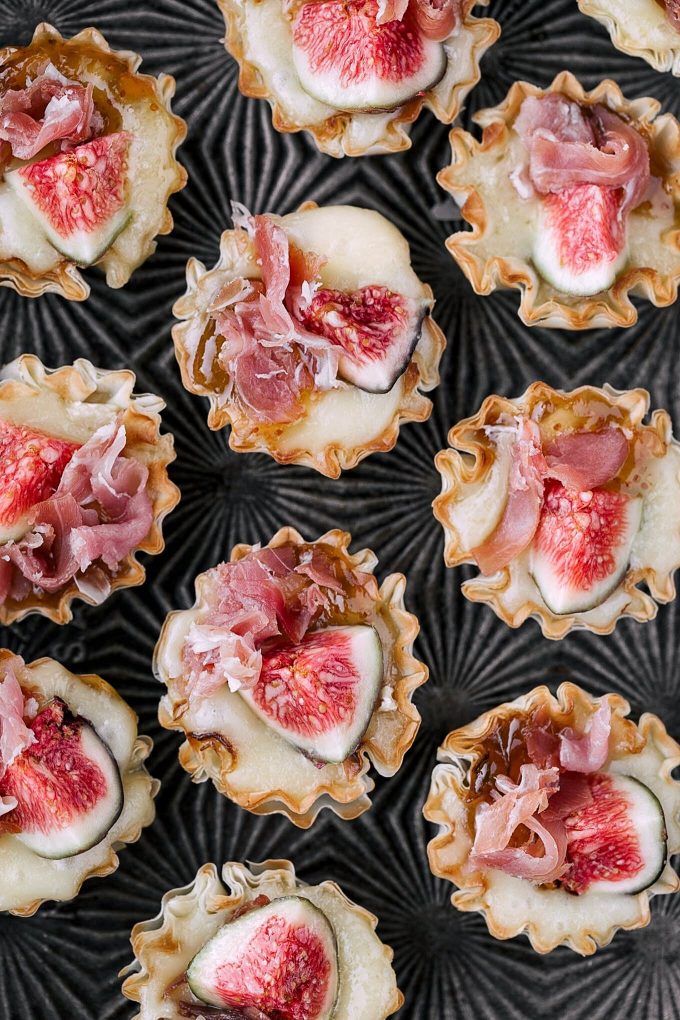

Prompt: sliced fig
xmin=291 ymin=0 xmax=447 ymax=113
xmin=6 ymin=132 xmax=132 ymax=266
xmin=0 ymin=419 xmax=78 ymax=531
xmin=187 ymin=896 xmax=339 ymax=1020
xmin=529 ymin=480 xmax=642 ymax=615
xmin=562 ymin=773 xmax=667 ymax=895
xmin=0 ymin=698 xmax=123 ymax=858
xmin=533 ymin=184 xmax=627 ymax=296
xmin=240 ymin=625 xmax=383 ymax=763
xmin=298 ymin=285 xmax=426 ymax=392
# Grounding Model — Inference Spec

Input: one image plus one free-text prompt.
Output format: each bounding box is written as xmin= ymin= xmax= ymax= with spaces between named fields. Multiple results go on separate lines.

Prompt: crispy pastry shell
xmin=0 ymin=650 xmax=158 ymax=916
xmin=0 ymin=23 xmax=187 ymax=301
xmin=438 ymin=71 xmax=680 ymax=328
xmin=0 ymin=354 xmax=179 ymax=625
xmin=122 ymin=859 xmax=403 ymax=1019
xmin=433 ymin=382 xmax=680 ymax=638
xmin=156 ymin=527 xmax=428 ymax=827
xmin=579 ymin=0 xmax=680 ymax=76
xmin=424 ymin=683 xmax=680 ymax=955
xmin=218 ymin=0 xmax=500 ymax=158
xmin=172 ymin=202 xmax=446 ymax=477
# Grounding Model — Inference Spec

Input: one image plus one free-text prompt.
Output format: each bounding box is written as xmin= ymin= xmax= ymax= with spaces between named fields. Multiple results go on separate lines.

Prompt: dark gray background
xmin=0 ymin=0 xmax=678 ymax=1016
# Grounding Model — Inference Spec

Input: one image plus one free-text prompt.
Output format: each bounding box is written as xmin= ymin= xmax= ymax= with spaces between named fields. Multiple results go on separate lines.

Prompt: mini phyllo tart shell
xmin=123 ymin=859 xmax=402 ymax=1019
xmin=0 ymin=22 xmax=186 ymax=301
xmin=434 ymin=382 xmax=680 ymax=638
xmin=172 ymin=202 xmax=445 ymax=477
xmin=579 ymin=0 xmax=680 ymax=76
xmin=0 ymin=650 xmax=157 ymax=917
xmin=0 ymin=354 xmax=178 ymax=625
xmin=424 ymin=683 xmax=680 ymax=955
xmin=155 ymin=527 xmax=427 ymax=828
xmin=218 ymin=0 xmax=499 ymax=158
xmin=439 ymin=71 xmax=680 ymax=328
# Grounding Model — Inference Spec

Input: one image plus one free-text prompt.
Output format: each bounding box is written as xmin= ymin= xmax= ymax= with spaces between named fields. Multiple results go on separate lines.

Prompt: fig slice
xmin=533 ymin=184 xmax=627 ymax=296
xmin=528 ymin=480 xmax=642 ymax=615
xmin=562 ymin=773 xmax=667 ymax=895
xmin=0 ymin=697 xmax=124 ymax=859
xmin=187 ymin=896 xmax=339 ymax=1020
xmin=6 ymin=132 xmax=132 ymax=267
xmin=0 ymin=419 xmax=78 ymax=534
xmin=291 ymin=0 xmax=447 ymax=113
xmin=298 ymin=285 xmax=427 ymax=393
xmin=240 ymin=625 xmax=383 ymax=764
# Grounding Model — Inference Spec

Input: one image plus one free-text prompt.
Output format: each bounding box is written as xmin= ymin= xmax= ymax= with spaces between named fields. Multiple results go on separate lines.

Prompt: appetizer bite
xmin=439 ymin=72 xmax=680 ymax=328
xmin=218 ymin=0 xmax=499 ymax=157
xmin=579 ymin=0 xmax=680 ymax=76
xmin=0 ymin=354 xmax=178 ymax=625
xmin=155 ymin=527 xmax=427 ymax=827
xmin=172 ymin=202 xmax=445 ymax=476
xmin=0 ymin=22 xmax=186 ymax=300
xmin=424 ymin=684 xmax=680 ymax=955
xmin=0 ymin=650 xmax=157 ymax=916
xmin=123 ymin=859 xmax=402 ymax=1019
xmin=434 ymin=382 xmax=680 ymax=638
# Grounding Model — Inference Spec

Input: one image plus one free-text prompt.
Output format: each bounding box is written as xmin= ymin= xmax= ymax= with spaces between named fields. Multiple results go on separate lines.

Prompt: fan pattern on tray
xmin=0 ymin=0 xmax=679 ymax=1017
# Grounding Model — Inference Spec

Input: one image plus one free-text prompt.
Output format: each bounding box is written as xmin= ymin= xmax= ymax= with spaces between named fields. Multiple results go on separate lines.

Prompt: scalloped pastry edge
xmin=171 ymin=201 xmax=446 ymax=477
xmin=578 ymin=0 xmax=680 ymax=76
xmin=424 ymin=682 xmax=680 ymax=955
xmin=0 ymin=22 xmax=187 ymax=301
xmin=156 ymin=526 xmax=428 ymax=828
xmin=122 ymin=859 xmax=403 ymax=1019
xmin=217 ymin=0 xmax=500 ymax=158
xmin=433 ymin=381 xmax=680 ymax=639
xmin=438 ymin=70 xmax=680 ymax=328
xmin=0 ymin=353 xmax=179 ymax=625
xmin=2 ymin=650 xmax=158 ymax=917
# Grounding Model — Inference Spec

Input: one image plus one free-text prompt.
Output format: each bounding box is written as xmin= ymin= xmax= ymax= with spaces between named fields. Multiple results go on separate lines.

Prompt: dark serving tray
xmin=0 ymin=0 xmax=678 ymax=1017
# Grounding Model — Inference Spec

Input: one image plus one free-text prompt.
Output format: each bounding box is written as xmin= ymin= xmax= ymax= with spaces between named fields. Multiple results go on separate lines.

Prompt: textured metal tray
xmin=0 ymin=1 xmax=679 ymax=1017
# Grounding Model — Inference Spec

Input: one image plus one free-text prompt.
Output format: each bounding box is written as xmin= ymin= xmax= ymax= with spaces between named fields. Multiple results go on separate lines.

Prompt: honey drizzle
xmin=0 ymin=37 xmax=160 ymax=137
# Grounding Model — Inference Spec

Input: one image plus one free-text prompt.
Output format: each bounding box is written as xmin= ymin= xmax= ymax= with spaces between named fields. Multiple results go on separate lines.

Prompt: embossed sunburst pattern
xmin=0 ymin=0 xmax=679 ymax=1017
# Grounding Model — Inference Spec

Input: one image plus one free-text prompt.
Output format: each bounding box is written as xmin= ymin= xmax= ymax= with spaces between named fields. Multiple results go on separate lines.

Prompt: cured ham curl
xmin=0 ymin=655 xmax=35 ymax=777
xmin=0 ymin=421 xmax=153 ymax=604
xmin=470 ymin=764 xmax=568 ymax=883
xmin=182 ymin=544 xmax=372 ymax=697
xmin=472 ymin=422 xmax=630 ymax=574
xmin=469 ymin=704 xmax=613 ymax=884
xmin=543 ymin=428 xmax=629 ymax=491
xmin=211 ymin=210 xmax=340 ymax=425
xmin=472 ymin=419 xmax=546 ymax=575
xmin=0 ymin=67 xmax=101 ymax=162
xmin=514 ymin=94 xmax=650 ymax=216
xmin=375 ymin=0 xmax=458 ymax=38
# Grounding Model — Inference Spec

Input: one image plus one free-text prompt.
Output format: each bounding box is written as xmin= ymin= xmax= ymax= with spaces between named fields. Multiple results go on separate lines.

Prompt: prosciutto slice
xmin=0 ymin=421 xmax=153 ymax=603
xmin=470 ymin=764 xmax=568 ymax=883
xmin=472 ymin=419 xmax=546 ymax=575
xmin=472 ymin=422 xmax=629 ymax=574
xmin=515 ymin=95 xmax=650 ymax=217
xmin=543 ymin=427 xmax=629 ymax=491
xmin=182 ymin=544 xmax=371 ymax=697
xmin=0 ymin=655 xmax=35 ymax=778
xmin=559 ymin=701 xmax=612 ymax=774
xmin=376 ymin=0 xmax=458 ymax=38
xmin=211 ymin=209 xmax=340 ymax=426
xmin=0 ymin=67 xmax=101 ymax=161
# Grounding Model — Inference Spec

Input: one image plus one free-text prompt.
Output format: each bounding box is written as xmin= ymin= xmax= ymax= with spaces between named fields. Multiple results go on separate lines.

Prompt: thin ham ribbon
xmin=471 ymin=423 xmax=630 ymax=575
xmin=514 ymin=94 xmax=651 ymax=217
